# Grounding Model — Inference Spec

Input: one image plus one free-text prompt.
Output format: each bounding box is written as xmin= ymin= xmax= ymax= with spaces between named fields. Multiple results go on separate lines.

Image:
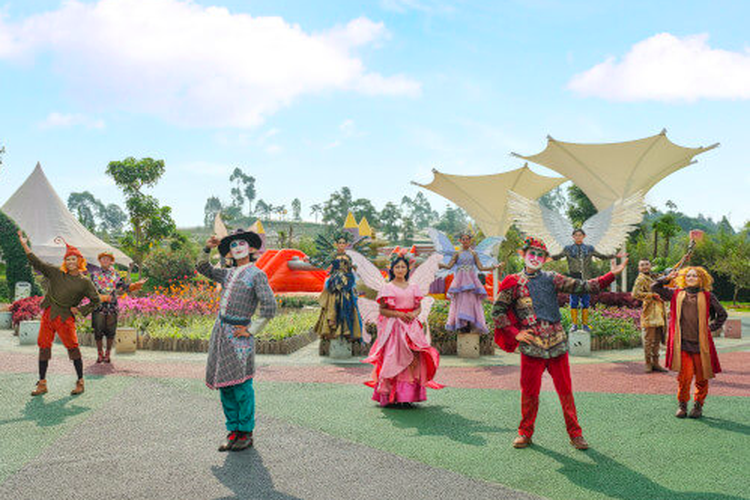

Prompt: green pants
xmin=219 ymin=379 xmax=255 ymax=432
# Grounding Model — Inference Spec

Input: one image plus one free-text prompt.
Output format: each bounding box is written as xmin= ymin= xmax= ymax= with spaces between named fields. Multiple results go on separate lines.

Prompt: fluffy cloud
xmin=0 ymin=0 xmax=420 ymax=127
xmin=38 ymin=112 xmax=105 ymax=130
xmin=568 ymin=33 xmax=750 ymax=101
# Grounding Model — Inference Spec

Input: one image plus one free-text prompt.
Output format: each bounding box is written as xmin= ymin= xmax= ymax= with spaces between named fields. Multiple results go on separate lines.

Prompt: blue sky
xmin=0 ymin=0 xmax=748 ymax=228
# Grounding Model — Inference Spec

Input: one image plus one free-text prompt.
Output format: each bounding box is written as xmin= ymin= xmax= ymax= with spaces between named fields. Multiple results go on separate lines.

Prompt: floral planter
xmin=723 ymin=319 xmax=741 ymax=339
xmin=116 ymin=327 xmax=138 ymax=354
xmin=457 ymin=332 xmax=481 ymax=359
xmin=590 ymin=336 xmax=642 ymax=351
xmin=568 ymin=330 xmax=591 ymax=357
xmin=0 ymin=311 xmax=12 ymax=330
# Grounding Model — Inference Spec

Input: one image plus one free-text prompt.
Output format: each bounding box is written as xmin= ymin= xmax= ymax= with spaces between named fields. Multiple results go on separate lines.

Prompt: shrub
xmin=9 ymin=296 xmax=43 ymax=326
xmin=557 ymin=291 xmax=639 ymax=308
xmin=143 ymin=247 xmax=197 ymax=287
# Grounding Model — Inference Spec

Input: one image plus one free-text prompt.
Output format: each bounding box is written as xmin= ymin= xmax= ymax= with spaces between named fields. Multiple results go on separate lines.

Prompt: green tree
xmin=291 ymin=198 xmax=302 ymax=221
xmin=379 ymin=202 xmax=401 ymax=242
xmin=99 ymin=203 xmax=127 ymax=236
xmin=310 ymin=203 xmax=322 ymax=223
xmin=539 ymin=186 xmax=567 ymax=213
xmin=710 ymin=229 xmax=750 ymax=304
xmin=567 ymin=185 xmax=597 ymax=227
xmin=203 ymin=196 xmax=223 ymax=228
xmin=434 ymin=207 xmax=469 ymax=236
xmin=653 ymin=213 xmax=681 ymax=258
xmin=229 ymin=168 xmax=256 ymax=216
xmin=401 ymin=217 xmax=416 ymax=245
xmin=106 ymin=157 xmax=176 ymax=266
xmin=67 ymin=191 xmax=104 ymax=231
xmin=322 ymin=187 xmax=352 ymax=225
xmin=351 ymin=198 xmax=378 ymax=226
xmin=255 ymin=199 xmax=271 ymax=219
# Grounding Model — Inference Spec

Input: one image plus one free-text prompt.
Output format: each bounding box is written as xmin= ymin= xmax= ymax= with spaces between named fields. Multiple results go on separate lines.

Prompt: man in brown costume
xmin=631 ymin=259 xmax=668 ymax=372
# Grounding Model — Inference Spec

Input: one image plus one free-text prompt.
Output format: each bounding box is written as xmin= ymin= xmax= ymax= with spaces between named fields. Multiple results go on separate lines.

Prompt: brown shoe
xmin=71 ymin=379 xmax=85 ymax=396
xmin=644 ymin=365 xmax=654 ymax=373
xmin=675 ymin=401 xmax=688 ymax=418
xmin=231 ymin=431 xmax=253 ymax=451
xmin=688 ymin=402 xmax=703 ymax=419
xmin=218 ymin=431 xmax=238 ymax=452
xmin=512 ymin=435 xmax=532 ymax=448
xmin=31 ymin=379 xmax=48 ymax=396
xmin=652 ymin=365 xmax=668 ymax=373
xmin=570 ymin=436 xmax=589 ymax=450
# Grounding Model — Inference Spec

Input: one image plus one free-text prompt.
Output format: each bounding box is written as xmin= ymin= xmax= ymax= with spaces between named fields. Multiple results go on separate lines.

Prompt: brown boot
xmin=652 ymin=365 xmax=668 ymax=373
xmin=31 ymin=379 xmax=48 ymax=396
xmin=644 ymin=365 xmax=653 ymax=373
xmin=71 ymin=379 xmax=85 ymax=396
xmin=688 ymin=402 xmax=703 ymax=419
xmin=570 ymin=436 xmax=589 ymax=450
xmin=218 ymin=431 xmax=237 ymax=452
xmin=675 ymin=401 xmax=688 ymax=418
xmin=512 ymin=435 xmax=532 ymax=448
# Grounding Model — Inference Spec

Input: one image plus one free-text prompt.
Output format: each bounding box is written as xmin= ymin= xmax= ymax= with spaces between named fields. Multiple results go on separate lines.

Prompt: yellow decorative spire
xmin=343 ymin=211 xmax=358 ymax=229
xmin=358 ymin=216 xmax=372 ymax=237
xmin=250 ymin=220 xmax=265 ymax=234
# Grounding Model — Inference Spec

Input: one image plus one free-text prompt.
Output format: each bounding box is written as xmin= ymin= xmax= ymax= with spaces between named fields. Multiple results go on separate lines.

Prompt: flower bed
xmin=9 ymin=296 xmax=43 ymax=327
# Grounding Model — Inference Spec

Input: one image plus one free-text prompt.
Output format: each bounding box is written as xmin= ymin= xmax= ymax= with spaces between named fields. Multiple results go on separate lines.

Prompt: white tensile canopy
xmin=412 ymin=164 xmax=566 ymax=236
xmin=512 ymin=130 xmax=719 ymax=211
xmin=2 ymin=163 xmax=133 ymax=266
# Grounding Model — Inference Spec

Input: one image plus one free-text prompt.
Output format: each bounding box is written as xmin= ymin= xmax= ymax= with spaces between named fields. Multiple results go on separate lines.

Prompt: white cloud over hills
xmin=569 ymin=33 xmax=750 ymax=102
xmin=0 ymin=0 xmax=420 ymax=127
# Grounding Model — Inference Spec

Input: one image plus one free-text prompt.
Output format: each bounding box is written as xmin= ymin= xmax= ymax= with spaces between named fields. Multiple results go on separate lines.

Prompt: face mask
xmin=524 ymin=250 xmax=545 ymax=270
xmin=230 ymin=240 xmax=251 ymax=260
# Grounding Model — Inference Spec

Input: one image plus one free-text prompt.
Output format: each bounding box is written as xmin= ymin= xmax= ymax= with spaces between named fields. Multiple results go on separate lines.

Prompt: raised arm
xmin=631 ymin=275 xmax=659 ymax=302
xmin=438 ymin=254 xmax=458 ymax=270
xmin=471 ymin=250 xmax=503 ymax=272
xmin=554 ymin=258 xmax=627 ymax=294
xmin=18 ymin=230 xmax=58 ymax=278
xmin=651 ymin=272 xmax=676 ymax=302
xmin=196 ymin=236 xmax=229 ymax=284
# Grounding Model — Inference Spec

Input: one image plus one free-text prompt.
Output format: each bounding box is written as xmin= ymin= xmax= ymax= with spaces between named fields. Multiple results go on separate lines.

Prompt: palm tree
xmin=310 ymin=204 xmax=322 ymax=223
xmin=653 ymin=214 xmax=681 ymax=258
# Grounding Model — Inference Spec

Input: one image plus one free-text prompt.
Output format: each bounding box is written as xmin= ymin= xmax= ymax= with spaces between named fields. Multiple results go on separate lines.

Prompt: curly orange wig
xmin=60 ymin=255 xmax=88 ymax=274
xmin=674 ymin=266 xmax=713 ymax=291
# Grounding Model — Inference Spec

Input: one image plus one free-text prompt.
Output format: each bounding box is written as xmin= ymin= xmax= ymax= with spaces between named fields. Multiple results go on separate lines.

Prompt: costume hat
xmin=218 ymin=229 xmax=262 ymax=257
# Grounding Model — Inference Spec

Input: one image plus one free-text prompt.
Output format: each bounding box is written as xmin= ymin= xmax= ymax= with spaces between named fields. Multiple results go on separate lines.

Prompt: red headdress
xmin=55 ymin=237 xmax=87 ymax=273
xmin=521 ymin=236 xmax=548 ymax=255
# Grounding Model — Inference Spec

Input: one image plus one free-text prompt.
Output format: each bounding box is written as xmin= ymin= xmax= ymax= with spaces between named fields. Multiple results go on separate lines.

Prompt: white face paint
xmin=524 ymin=249 xmax=546 ymax=271
xmin=230 ymin=240 xmax=251 ymax=260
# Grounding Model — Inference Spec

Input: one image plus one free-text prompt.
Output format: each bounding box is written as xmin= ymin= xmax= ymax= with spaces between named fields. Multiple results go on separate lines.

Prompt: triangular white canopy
xmin=512 ymin=130 xmax=719 ymax=211
xmin=2 ymin=163 xmax=133 ymax=266
xmin=413 ymin=164 xmax=566 ymax=236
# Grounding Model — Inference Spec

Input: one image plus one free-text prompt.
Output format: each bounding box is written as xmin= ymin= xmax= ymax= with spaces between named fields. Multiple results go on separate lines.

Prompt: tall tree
xmin=434 ymin=206 xmax=469 ymax=236
xmin=322 ymin=187 xmax=353 ymax=225
xmin=379 ymin=202 xmax=401 ymax=242
xmin=99 ymin=203 xmax=127 ymax=236
xmin=291 ymin=198 xmax=302 ymax=221
xmin=229 ymin=167 xmax=256 ymax=216
xmin=255 ymin=199 xmax=271 ymax=219
xmin=539 ymin=186 xmax=567 ymax=212
xmin=654 ymin=213 xmax=681 ymax=257
xmin=203 ymin=196 xmax=223 ymax=228
xmin=310 ymin=203 xmax=322 ymax=223
xmin=401 ymin=217 xmax=416 ymax=245
xmin=409 ymin=192 xmax=436 ymax=229
xmin=351 ymin=198 xmax=378 ymax=225
xmin=710 ymin=228 xmax=750 ymax=304
xmin=106 ymin=157 xmax=176 ymax=265
xmin=67 ymin=191 xmax=104 ymax=231
xmin=567 ymin=185 xmax=597 ymax=227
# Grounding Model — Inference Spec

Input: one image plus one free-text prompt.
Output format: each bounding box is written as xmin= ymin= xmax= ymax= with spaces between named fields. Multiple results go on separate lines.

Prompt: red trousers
xmin=519 ymin=352 xmax=582 ymax=439
xmin=38 ymin=307 xmax=81 ymax=360
xmin=677 ymin=351 xmax=709 ymax=404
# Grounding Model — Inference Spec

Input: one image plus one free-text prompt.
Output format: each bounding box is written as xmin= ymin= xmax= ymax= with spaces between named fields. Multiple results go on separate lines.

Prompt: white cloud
xmin=38 ymin=112 xmax=105 ymax=130
xmin=569 ymin=33 xmax=750 ymax=101
xmin=0 ymin=0 xmax=420 ymax=128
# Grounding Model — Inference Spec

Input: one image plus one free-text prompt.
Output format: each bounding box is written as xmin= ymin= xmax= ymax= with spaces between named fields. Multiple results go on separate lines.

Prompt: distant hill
xmin=181 ymin=220 xmax=329 ymax=246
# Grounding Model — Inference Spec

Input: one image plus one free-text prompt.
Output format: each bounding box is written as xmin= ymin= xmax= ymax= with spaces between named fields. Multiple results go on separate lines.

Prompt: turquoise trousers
xmin=219 ymin=379 xmax=255 ymax=432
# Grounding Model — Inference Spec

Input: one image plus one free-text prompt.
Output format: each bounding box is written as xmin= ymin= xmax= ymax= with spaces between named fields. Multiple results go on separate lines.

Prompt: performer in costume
xmin=312 ymin=231 xmax=364 ymax=342
xmin=89 ymin=251 xmax=146 ymax=363
xmin=631 ymin=259 xmax=668 ymax=373
xmin=551 ymin=229 xmax=620 ymax=332
xmin=197 ymin=229 xmax=277 ymax=451
xmin=506 ymin=191 xmax=642 ymax=333
xmin=18 ymin=231 xmax=101 ymax=396
xmin=492 ymin=236 xmax=627 ymax=450
xmin=430 ymin=228 xmax=503 ymax=333
xmin=652 ymin=267 xmax=726 ymax=419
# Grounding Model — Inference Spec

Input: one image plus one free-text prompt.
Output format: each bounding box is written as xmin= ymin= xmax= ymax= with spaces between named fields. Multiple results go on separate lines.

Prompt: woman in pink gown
xmin=364 ymin=257 xmax=443 ymax=406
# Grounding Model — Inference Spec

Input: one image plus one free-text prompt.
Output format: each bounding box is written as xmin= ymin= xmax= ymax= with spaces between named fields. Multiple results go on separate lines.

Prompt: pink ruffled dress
xmin=364 ymin=283 xmax=443 ymax=406
xmin=446 ymin=251 xmax=488 ymax=333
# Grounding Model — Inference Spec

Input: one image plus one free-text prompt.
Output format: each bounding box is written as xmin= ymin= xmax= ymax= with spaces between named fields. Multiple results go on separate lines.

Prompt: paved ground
xmin=1 ymin=327 xmax=748 ymax=500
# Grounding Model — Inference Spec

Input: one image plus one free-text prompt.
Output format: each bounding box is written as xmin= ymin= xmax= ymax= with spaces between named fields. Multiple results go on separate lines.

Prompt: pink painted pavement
xmin=2 ymin=350 xmax=748 ymax=397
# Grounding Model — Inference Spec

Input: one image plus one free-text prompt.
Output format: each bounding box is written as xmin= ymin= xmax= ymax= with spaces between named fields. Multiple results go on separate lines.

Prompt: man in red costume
xmin=492 ymin=236 xmax=627 ymax=450
xmin=18 ymin=231 xmax=101 ymax=396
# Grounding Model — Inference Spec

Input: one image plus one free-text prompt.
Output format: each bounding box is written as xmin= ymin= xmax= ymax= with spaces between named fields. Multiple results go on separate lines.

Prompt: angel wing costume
xmin=427 ymin=228 xmax=503 ymax=334
xmin=347 ymin=251 xmax=444 ymax=406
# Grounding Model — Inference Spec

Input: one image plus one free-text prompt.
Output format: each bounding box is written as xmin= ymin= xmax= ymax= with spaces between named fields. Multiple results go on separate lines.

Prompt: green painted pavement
xmin=0 ymin=374 xmax=135 ymax=483
xmin=165 ymin=378 xmax=750 ymax=500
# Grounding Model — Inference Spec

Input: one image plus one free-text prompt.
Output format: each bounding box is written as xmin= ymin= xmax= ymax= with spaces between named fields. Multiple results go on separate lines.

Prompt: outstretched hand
xmin=205 ymin=235 xmax=221 ymax=248
xmin=610 ymin=257 xmax=629 ymax=275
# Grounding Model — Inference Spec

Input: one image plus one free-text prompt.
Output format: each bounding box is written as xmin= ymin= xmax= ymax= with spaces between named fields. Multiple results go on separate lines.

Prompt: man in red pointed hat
xmin=18 ymin=231 xmax=101 ymax=396
xmin=492 ymin=236 xmax=627 ymax=450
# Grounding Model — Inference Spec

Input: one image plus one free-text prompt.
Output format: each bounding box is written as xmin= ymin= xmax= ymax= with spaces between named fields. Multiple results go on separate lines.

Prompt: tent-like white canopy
xmin=512 ymin=130 xmax=719 ymax=211
xmin=412 ymin=164 xmax=566 ymax=236
xmin=2 ymin=163 xmax=133 ymax=266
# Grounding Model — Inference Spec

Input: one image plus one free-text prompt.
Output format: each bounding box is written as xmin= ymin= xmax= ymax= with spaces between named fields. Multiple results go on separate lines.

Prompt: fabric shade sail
xmin=2 ymin=163 xmax=133 ymax=266
xmin=512 ymin=130 xmax=719 ymax=211
xmin=412 ymin=164 xmax=566 ymax=236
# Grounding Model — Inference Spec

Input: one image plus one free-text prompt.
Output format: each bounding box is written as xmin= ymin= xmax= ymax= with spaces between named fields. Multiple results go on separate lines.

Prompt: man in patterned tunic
xmin=197 ymin=229 xmax=277 ymax=451
xmin=492 ymin=236 xmax=627 ymax=450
